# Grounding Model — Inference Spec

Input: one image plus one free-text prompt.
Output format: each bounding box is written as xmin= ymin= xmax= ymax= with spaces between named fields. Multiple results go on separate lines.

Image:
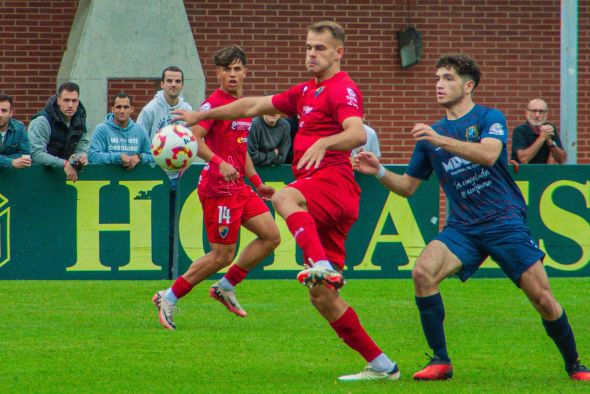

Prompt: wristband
xmin=210 ymin=154 xmax=223 ymax=166
xmin=375 ymin=164 xmax=386 ymax=180
xmin=249 ymin=174 xmax=263 ymax=188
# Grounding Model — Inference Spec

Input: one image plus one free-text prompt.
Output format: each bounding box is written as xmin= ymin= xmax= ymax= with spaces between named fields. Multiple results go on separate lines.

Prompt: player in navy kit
xmin=353 ymin=54 xmax=590 ymax=381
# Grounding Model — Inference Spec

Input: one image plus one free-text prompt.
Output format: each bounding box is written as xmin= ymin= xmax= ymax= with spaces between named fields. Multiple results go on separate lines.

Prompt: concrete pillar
xmin=560 ymin=1 xmax=578 ymax=163
xmin=57 ymin=0 xmax=205 ymax=131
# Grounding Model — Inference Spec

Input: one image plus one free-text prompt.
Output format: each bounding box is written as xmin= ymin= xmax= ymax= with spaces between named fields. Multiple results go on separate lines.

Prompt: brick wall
xmin=107 ymin=79 xmax=159 ymax=115
xmin=1 ymin=0 xmax=588 ymax=163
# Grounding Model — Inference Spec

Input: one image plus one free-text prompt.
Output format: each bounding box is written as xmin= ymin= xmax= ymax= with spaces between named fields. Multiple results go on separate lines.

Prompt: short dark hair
xmin=308 ymin=21 xmax=346 ymax=45
xmin=213 ymin=45 xmax=247 ymax=67
xmin=112 ymin=92 xmax=133 ymax=106
xmin=436 ymin=54 xmax=481 ymax=88
xmin=57 ymin=82 xmax=80 ymax=96
xmin=0 ymin=93 xmax=14 ymax=109
xmin=161 ymin=66 xmax=184 ymax=82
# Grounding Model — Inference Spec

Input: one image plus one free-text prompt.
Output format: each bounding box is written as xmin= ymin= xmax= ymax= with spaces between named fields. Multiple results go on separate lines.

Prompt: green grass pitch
xmin=1 ymin=278 xmax=589 ymax=393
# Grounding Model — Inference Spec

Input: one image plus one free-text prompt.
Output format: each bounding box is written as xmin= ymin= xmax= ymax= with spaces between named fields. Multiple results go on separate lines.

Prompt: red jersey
xmin=271 ymin=71 xmax=363 ymax=179
xmin=197 ymin=89 xmax=252 ymax=197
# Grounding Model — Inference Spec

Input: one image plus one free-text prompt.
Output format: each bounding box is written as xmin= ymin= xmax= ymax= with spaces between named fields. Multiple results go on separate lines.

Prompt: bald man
xmin=511 ymin=98 xmax=567 ymax=164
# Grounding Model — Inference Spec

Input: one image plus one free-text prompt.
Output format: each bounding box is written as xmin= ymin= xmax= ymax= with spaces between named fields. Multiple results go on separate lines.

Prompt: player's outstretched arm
xmin=173 ymin=96 xmax=280 ymax=126
xmin=353 ymin=151 xmax=421 ymax=198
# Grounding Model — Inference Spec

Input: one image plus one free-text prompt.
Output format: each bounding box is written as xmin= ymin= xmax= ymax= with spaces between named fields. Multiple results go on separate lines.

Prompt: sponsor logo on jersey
xmin=237 ymin=136 xmax=248 ymax=144
xmin=346 ymin=87 xmax=359 ymax=109
xmin=200 ymin=102 xmax=212 ymax=111
xmin=465 ymin=126 xmax=480 ymax=142
xmin=218 ymin=225 xmax=229 ymax=239
xmin=231 ymin=120 xmax=251 ymax=131
xmin=314 ymin=86 xmax=325 ymax=97
xmin=488 ymin=122 xmax=505 ymax=136
xmin=442 ymin=156 xmax=472 ymax=171
xmin=302 ymin=106 xmax=313 ymax=115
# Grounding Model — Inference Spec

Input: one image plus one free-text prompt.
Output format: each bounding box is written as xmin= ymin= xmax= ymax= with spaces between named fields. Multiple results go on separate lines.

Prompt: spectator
xmin=137 ymin=66 xmax=193 ymax=279
xmin=248 ymin=114 xmax=291 ymax=166
xmin=352 ymin=114 xmax=381 ymax=158
xmin=511 ymin=98 xmax=567 ymax=164
xmin=137 ymin=66 xmax=192 ymax=141
xmin=0 ymin=94 xmax=31 ymax=169
xmin=88 ymin=93 xmax=153 ymax=169
xmin=137 ymin=66 xmax=194 ymax=185
xmin=284 ymin=114 xmax=298 ymax=164
xmin=29 ymin=82 xmax=89 ymax=182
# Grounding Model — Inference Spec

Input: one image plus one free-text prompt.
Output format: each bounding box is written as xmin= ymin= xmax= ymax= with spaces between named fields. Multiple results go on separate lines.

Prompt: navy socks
xmin=542 ymin=309 xmax=579 ymax=370
xmin=416 ymin=293 xmax=450 ymax=362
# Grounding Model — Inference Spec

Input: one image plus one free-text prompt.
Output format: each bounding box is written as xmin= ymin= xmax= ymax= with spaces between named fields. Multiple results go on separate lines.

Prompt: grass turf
xmin=1 ymin=278 xmax=589 ymax=393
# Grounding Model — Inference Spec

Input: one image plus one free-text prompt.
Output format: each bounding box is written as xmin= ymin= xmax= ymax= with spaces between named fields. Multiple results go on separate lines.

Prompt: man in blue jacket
xmin=0 ymin=93 xmax=31 ymax=169
xmin=88 ymin=93 xmax=153 ymax=169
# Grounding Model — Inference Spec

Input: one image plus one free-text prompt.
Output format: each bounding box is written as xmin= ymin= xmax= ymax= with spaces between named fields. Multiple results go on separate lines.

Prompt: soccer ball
xmin=151 ymin=124 xmax=198 ymax=171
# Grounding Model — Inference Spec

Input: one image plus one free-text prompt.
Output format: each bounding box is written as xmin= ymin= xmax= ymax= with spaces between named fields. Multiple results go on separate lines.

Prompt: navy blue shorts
xmin=435 ymin=217 xmax=545 ymax=286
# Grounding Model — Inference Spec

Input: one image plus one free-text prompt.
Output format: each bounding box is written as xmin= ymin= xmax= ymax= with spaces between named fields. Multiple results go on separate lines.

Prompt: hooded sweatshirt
xmin=137 ymin=90 xmax=193 ymax=141
xmin=88 ymin=113 xmax=154 ymax=164
xmin=137 ymin=90 xmax=195 ymax=179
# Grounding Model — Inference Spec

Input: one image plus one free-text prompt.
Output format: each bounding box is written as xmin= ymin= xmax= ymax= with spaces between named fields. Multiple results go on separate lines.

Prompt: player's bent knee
xmin=269 ymin=233 xmax=281 ymax=249
xmin=532 ymin=291 xmax=559 ymax=315
xmin=412 ymin=264 xmax=434 ymax=286
xmin=211 ymin=250 xmax=235 ymax=268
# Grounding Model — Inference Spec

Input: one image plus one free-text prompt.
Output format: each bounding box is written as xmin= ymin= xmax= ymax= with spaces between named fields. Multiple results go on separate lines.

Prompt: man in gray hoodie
xmin=88 ymin=93 xmax=153 ymax=169
xmin=137 ymin=66 xmax=194 ymax=279
xmin=137 ymin=66 xmax=194 ymax=184
xmin=137 ymin=66 xmax=192 ymax=140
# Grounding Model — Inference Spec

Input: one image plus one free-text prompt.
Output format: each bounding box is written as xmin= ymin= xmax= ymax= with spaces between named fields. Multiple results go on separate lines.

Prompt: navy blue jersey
xmin=407 ymin=105 xmax=526 ymax=225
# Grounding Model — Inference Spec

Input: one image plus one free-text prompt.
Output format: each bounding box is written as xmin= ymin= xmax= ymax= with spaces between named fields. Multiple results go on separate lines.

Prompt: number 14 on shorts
xmin=218 ymin=206 xmax=231 ymax=224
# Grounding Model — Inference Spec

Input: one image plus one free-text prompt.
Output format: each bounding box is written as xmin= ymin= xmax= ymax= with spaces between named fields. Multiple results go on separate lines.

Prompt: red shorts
xmin=199 ymin=186 xmax=269 ymax=245
xmin=287 ymin=165 xmax=360 ymax=269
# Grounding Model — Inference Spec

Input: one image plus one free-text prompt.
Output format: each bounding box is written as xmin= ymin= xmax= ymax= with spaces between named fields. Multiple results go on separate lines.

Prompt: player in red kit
xmin=152 ymin=45 xmax=280 ymax=329
xmin=173 ymin=22 xmax=399 ymax=382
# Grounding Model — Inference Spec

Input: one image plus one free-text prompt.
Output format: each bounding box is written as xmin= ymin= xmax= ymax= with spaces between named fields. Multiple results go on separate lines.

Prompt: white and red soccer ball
xmin=151 ymin=124 xmax=198 ymax=171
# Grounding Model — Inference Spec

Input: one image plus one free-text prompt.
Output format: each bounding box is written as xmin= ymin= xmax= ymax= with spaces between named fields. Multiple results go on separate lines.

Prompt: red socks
xmin=171 ymin=276 xmax=194 ymax=299
xmin=225 ymin=264 xmax=249 ymax=286
xmin=286 ymin=211 xmax=327 ymax=263
xmin=330 ymin=307 xmax=382 ymax=362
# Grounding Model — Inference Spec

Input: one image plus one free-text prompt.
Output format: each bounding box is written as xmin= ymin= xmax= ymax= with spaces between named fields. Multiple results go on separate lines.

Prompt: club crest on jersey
xmin=314 ymin=86 xmax=325 ymax=97
xmin=465 ymin=126 xmax=480 ymax=142
xmin=218 ymin=225 xmax=229 ymax=238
